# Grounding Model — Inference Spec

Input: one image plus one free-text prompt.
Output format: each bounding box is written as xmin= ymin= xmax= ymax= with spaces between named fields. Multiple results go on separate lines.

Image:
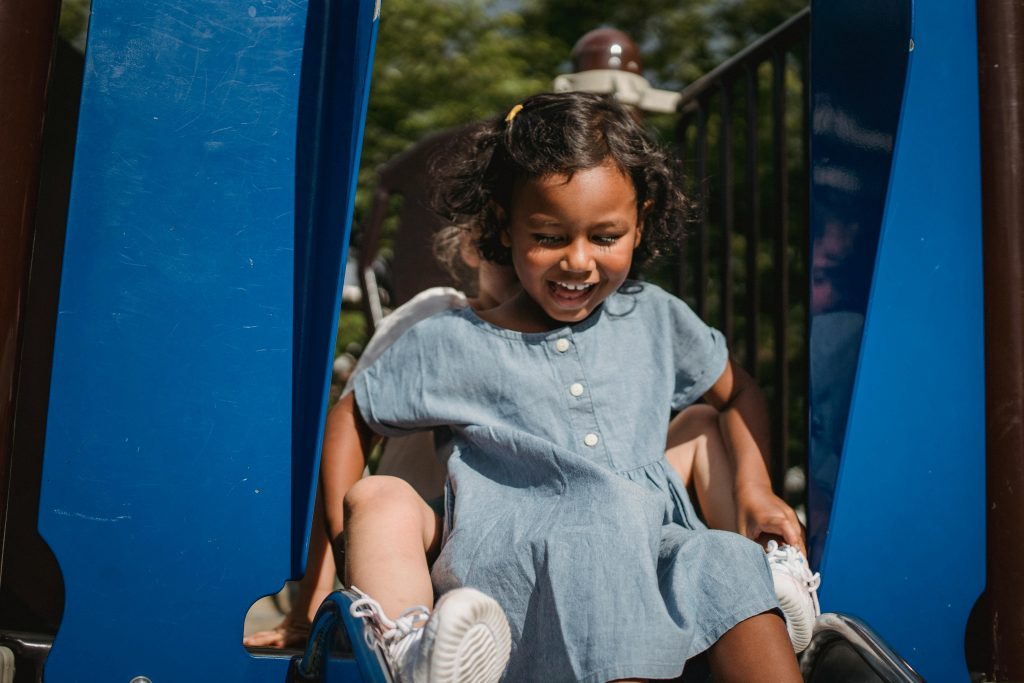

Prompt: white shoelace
xmin=349 ymin=587 xmax=431 ymax=663
xmin=765 ymin=540 xmax=822 ymax=611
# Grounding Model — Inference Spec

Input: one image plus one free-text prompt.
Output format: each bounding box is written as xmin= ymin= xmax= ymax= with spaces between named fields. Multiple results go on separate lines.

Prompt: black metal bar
xmin=744 ymin=65 xmax=760 ymax=378
xmin=678 ymin=8 xmax=810 ymax=109
xmin=771 ymin=50 xmax=789 ymax=493
xmin=977 ymin=0 xmax=1024 ymax=678
xmin=673 ymin=9 xmax=810 ymax=494
xmin=797 ymin=44 xmax=811 ymax=487
xmin=674 ymin=114 xmax=692 ymax=303
xmin=695 ymin=103 xmax=709 ymax=320
xmin=719 ymin=83 xmax=734 ymax=342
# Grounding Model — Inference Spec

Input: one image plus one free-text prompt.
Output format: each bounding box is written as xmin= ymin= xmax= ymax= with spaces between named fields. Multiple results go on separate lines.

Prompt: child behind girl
xmin=323 ymin=92 xmax=809 ymax=682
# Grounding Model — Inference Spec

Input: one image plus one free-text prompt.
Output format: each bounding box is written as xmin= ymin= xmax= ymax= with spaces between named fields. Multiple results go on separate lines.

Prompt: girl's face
xmin=502 ymin=162 xmax=642 ymax=327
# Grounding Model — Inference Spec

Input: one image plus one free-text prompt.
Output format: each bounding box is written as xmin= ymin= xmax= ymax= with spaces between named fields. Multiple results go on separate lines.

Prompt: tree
xmin=355 ymin=0 xmax=554 ymax=219
xmin=517 ymin=0 xmax=806 ymax=88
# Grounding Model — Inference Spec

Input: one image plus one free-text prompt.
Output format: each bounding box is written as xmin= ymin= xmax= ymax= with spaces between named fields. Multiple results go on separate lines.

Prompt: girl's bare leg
xmin=343 ymin=475 xmax=443 ymax=618
xmin=707 ymin=612 xmax=801 ymax=683
xmin=665 ymin=404 xmax=738 ymax=531
xmin=244 ymin=485 xmax=338 ymax=647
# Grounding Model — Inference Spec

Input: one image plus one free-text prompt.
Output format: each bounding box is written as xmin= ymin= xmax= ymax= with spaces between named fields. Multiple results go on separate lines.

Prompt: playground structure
xmin=1 ymin=0 xmax=1022 ymax=681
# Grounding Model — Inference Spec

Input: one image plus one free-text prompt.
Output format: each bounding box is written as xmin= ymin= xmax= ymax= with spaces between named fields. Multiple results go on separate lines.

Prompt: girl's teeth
xmin=557 ymin=282 xmax=591 ymax=291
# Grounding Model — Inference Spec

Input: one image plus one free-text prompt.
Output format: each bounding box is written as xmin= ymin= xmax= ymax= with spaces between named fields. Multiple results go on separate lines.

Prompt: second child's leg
xmin=343 ymin=475 xmax=442 ymax=618
xmin=666 ymin=404 xmax=805 ymax=550
xmin=343 ymin=475 xmax=512 ymax=683
xmin=665 ymin=404 xmax=738 ymax=531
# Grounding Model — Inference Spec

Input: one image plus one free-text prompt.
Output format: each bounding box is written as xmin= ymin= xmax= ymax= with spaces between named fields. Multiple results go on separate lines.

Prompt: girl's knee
xmin=682 ymin=403 xmax=720 ymax=433
xmin=688 ymin=529 xmax=767 ymax=575
xmin=344 ymin=475 xmax=441 ymax=556
xmin=667 ymin=404 xmax=722 ymax=450
xmin=708 ymin=528 xmax=762 ymax=554
xmin=344 ymin=475 xmax=420 ymax=514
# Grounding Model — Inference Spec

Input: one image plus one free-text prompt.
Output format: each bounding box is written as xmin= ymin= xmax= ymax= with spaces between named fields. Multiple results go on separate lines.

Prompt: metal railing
xmin=673 ymin=8 xmax=810 ymax=497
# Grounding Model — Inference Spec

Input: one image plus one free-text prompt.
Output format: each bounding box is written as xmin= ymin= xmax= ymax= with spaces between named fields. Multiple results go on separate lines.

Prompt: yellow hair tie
xmin=505 ymin=103 xmax=524 ymax=123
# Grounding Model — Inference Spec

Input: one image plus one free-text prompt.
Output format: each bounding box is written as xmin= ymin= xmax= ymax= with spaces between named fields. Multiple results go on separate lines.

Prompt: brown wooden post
xmin=0 ymin=1 xmax=62 ymax=544
xmin=977 ymin=0 xmax=1024 ymax=679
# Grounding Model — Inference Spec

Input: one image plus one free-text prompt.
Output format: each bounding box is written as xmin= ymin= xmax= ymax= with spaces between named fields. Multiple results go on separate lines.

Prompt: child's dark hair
xmin=434 ymin=91 xmax=689 ymax=270
xmin=432 ymin=224 xmax=479 ymax=295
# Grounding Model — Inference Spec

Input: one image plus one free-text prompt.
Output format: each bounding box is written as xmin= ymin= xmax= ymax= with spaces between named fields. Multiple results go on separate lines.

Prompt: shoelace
xmin=765 ymin=540 xmax=822 ymax=592
xmin=349 ymin=587 xmax=431 ymax=657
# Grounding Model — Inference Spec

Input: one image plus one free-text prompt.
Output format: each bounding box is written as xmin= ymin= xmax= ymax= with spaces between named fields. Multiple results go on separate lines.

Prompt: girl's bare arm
xmin=701 ymin=359 xmax=804 ymax=550
xmin=320 ymin=392 xmax=375 ymax=555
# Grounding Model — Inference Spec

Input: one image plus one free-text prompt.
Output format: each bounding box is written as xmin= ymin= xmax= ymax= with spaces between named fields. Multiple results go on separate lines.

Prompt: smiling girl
xmin=321 ymin=92 xmax=804 ymax=683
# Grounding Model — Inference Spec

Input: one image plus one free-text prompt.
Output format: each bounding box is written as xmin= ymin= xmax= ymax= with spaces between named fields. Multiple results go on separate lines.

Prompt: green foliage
xmin=335 ymin=308 xmax=369 ymax=357
xmin=353 ymin=0 xmax=555 ymax=228
xmin=354 ymin=0 xmax=809 ymax=224
xmin=516 ymin=0 xmax=807 ymax=89
xmin=58 ymin=0 xmax=91 ymax=52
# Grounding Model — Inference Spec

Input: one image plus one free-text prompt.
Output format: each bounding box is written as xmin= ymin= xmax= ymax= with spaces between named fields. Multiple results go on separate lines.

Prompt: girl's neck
xmin=469 ymin=290 xmax=500 ymax=314
xmin=476 ymin=289 xmax=588 ymax=333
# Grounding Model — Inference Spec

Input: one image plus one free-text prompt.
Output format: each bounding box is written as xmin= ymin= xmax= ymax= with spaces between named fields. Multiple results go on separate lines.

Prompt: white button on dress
xmin=583 ymin=433 xmax=599 ymax=447
xmin=569 ymin=383 xmax=584 ymax=397
xmin=555 ymin=338 xmax=570 ymax=352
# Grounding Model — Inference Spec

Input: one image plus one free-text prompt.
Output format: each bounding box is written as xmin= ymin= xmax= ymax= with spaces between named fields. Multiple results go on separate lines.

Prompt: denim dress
xmin=353 ymin=281 xmax=778 ymax=683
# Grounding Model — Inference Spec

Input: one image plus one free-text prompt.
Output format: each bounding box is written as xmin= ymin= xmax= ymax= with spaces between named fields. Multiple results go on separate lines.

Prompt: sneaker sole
xmin=417 ymin=588 xmax=512 ymax=683
xmin=774 ymin=572 xmax=815 ymax=653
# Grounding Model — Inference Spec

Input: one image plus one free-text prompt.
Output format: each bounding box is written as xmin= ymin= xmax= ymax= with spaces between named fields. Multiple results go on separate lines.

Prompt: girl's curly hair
xmin=433 ymin=92 xmax=690 ymax=272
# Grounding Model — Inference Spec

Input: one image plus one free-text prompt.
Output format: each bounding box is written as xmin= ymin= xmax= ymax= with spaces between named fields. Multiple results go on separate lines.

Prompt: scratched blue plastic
xmin=814 ymin=1 xmax=986 ymax=681
xmin=37 ymin=0 xmax=377 ymax=680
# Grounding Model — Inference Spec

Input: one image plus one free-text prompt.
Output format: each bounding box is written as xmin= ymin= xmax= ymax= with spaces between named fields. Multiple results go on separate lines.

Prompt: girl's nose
xmin=560 ymin=240 xmax=594 ymax=272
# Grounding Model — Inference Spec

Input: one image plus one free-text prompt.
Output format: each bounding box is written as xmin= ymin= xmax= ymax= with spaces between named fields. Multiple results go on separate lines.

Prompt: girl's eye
xmin=532 ymin=234 xmax=564 ymax=246
xmin=593 ymin=234 xmax=622 ymax=246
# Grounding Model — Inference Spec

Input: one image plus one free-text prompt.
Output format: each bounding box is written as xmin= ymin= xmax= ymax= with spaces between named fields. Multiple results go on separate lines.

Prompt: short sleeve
xmin=666 ymin=295 xmax=729 ymax=410
xmin=353 ymin=316 xmax=461 ymax=438
xmin=343 ymin=287 xmax=467 ymax=396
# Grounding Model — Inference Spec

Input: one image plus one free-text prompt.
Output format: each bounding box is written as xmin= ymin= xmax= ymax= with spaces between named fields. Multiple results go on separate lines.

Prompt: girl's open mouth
xmin=548 ymin=280 xmax=596 ymax=304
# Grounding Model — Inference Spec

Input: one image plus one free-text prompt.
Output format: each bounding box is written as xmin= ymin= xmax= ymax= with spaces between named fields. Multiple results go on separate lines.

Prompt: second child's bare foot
xmin=243 ymin=616 xmax=311 ymax=649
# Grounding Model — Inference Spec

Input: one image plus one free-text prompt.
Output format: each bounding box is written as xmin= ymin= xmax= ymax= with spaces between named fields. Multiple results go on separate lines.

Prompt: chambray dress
xmin=353 ymin=281 xmax=778 ymax=683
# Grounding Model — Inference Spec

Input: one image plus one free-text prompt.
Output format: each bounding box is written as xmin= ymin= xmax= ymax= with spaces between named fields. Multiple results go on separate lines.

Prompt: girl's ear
xmin=635 ymin=199 xmax=654 ymax=247
xmin=492 ymin=202 xmax=511 ymax=247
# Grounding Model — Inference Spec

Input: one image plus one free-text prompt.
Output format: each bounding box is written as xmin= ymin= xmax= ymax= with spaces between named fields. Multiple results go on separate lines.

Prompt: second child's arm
xmin=320 ymin=391 xmax=374 ymax=561
xmin=701 ymin=359 xmax=804 ymax=551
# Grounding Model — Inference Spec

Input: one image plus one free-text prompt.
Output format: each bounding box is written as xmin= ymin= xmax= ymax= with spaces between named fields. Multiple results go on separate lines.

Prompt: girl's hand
xmin=734 ymin=482 xmax=805 ymax=554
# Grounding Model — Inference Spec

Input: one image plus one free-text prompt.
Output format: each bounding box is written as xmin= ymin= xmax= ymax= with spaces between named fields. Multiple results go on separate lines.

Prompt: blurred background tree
xmin=55 ymin=0 xmax=805 ymax=230
xmin=355 ymin=0 xmax=805 ymax=223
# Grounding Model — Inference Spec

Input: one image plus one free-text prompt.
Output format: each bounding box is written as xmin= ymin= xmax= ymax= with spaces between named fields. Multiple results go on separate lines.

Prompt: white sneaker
xmin=348 ymin=586 xmax=512 ymax=683
xmin=764 ymin=540 xmax=821 ymax=653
